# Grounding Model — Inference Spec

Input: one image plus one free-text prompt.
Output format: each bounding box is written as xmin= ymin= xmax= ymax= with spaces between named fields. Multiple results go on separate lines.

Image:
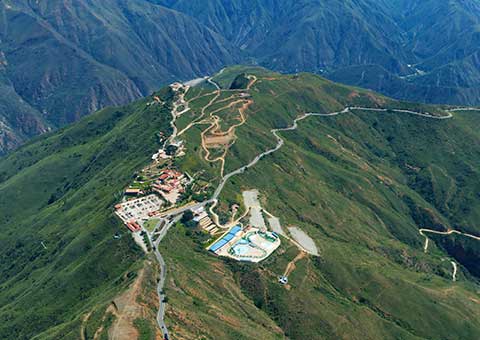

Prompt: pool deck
xmin=209 ymin=225 xmax=281 ymax=263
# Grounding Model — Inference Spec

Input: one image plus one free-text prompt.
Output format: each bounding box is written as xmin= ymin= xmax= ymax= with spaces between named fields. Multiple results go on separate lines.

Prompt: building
xmin=125 ymin=188 xmax=141 ymax=196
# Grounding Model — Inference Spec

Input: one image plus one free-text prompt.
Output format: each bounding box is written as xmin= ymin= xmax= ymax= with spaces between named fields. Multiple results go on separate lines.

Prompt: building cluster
xmin=153 ymin=169 xmax=188 ymax=204
xmin=125 ymin=221 xmax=142 ymax=232
xmin=192 ymin=206 xmax=218 ymax=235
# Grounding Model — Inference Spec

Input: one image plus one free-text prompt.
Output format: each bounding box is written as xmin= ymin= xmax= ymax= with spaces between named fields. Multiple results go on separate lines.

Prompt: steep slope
xmin=5 ymin=0 xmax=480 ymax=155
xmin=158 ymin=0 xmax=408 ymax=73
xmin=161 ymin=66 xmax=480 ymax=339
xmin=2 ymin=65 xmax=480 ymax=339
xmin=0 ymin=0 xmax=236 ymax=154
xmin=0 ymin=74 xmax=48 ymax=154
xmin=152 ymin=0 xmax=278 ymax=49
xmin=0 ymin=87 xmax=176 ymax=339
xmin=159 ymin=0 xmax=480 ymax=106
xmin=320 ymin=0 xmax=480 ymax=105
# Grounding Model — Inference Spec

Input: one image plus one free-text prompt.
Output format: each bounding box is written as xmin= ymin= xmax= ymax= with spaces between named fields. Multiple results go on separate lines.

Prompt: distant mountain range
xmin=2 ymin=0 xmax=480 ymax=153
xmin=159 ymin=0 xmax=480 ymax=105
xmin=0 ymin=0 xmax=236 ymax=153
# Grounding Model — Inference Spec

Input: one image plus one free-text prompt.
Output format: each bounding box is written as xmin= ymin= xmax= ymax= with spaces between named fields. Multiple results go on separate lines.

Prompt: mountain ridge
xmin=0 ymin=0 xmax=237 ymax=154
xmin=1 ymin=66 xmax=480 ymax=338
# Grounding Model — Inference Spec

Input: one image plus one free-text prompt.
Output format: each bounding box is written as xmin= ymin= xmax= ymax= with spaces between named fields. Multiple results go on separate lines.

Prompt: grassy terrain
xmin=159 ymin=223 xmax=285 ymax=340
xmin=144 ymin=219 xmax=160 ymax=233
xmin=1 ymin=65 xmax=480 ymax=339
xmin=1 ymin=0 xmax=237 ymax=154
xmin=0 ymin=87 xmax=174 ymax=339
xmin=166 ymin=66 xmax=480 ymax=339
xmin=133 ymin=318 xmax=155 ymax=340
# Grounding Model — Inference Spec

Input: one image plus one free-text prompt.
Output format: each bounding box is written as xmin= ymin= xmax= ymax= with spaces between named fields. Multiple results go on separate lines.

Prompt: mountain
xmin=0 ymin=0 xmax=236 ymax=154
xmin=4 ymin=0 xmax=480 ymax=154
xmin=0 ymin=73 xmax=48 ymax=153
xmin=0 ymin=84 xmax=178 ymax=339
xmin=1 ymin=66 xmax=480 ymax=339
xmin=165 ymin=67 xmax=480 ymax=339
xmin=159 ymin=0 xmax=480 ymax=106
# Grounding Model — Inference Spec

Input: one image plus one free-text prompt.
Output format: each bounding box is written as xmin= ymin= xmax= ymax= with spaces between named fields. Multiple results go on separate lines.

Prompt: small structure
xmin=278 ymin=276 xmax=288 ymax=285
xmin=125 ymin=188 xmax=142 ymax=196
xmin=209 ymin=226 xmax=243 ymax=253
xmin=152 ymin=169 xmax=188 ymax=204
xmin=152 ymin=149 xmax=171 ymax=161
xmin=126 ymin=221 xmax=142 ymax=232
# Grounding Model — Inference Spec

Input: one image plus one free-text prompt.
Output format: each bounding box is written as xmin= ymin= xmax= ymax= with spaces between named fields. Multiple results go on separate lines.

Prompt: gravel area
xmin=287 ymin=227 xmax=319 ymax=255
xmin=243 ymin=190 xmax=266 ymax=230
xmin=268 ymin=217 xmax=286 ymax=236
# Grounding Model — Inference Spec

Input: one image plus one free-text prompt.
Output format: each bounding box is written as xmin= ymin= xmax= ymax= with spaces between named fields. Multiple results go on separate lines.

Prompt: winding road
xmin=151 ymin=214 xmax=182 ymax=339
xmin=451 ymin=261 xmax=458 ymax=282
xmin=212 ymin=105 xmax=451 ymax=201
xmin=150 ymin=73 xmax=470 ymax=336
xmin=419 ymin=228 xmax=480 ymax=282
xmin=419 ymin=228 xmax=480 ymax=243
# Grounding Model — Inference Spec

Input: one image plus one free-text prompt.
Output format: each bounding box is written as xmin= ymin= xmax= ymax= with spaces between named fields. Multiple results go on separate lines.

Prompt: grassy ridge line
xmin=0 ymin=64 xmax=478 ymax=339
xmin=0 ymin=88 xmax=174 ymax=339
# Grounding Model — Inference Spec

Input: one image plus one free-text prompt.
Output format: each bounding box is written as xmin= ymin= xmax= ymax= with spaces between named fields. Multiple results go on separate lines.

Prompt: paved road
xmin=150 ymin=78 xmax=466 ymax=335
xmin=152 ymin=214 xmax=182 ymax=339
xmin=161 ymin=201 xmax=211 ymax=218
xmin=420 ymin=228 xmax=480 ymax=243
xmin=448 ymin=107 xmax=480 ymax=112
xmin=206 ymin=75 xmax=221 ymax=90
xmin=419 ymin=228 xmax=480 ymax=283
xmin=212 ymin=105 xmax=455 ymax=201
xmin=167 ymin=84 xmax=190 ymax=145
xmin=347 ymin=106 xmax=453 ymax=119
xmin=149 ymin=74 xmax=221 ymax=336
xmin=451 ymin=261 xmax=458 ymax=282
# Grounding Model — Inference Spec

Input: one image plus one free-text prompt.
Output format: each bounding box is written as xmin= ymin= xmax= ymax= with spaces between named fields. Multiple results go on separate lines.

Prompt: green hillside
xmin=161 ymin=66 xmax=480 ymax=339
xmin=0 ymin=87 xmax=175 ymax=339
xmin=5 ymin=0 xmax=480 ymax=155
xmin=160 ymin=0 xmax=480 ymax=107
xmin=1 ymin=66 xmax=480 ymax=339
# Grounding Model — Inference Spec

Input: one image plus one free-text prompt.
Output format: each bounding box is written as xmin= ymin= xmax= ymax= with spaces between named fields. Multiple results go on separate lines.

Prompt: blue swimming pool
xmin=210 ymin=225 xmax=243 ymax=252
xmin=232 ymin=243 xmax=251 ymax=256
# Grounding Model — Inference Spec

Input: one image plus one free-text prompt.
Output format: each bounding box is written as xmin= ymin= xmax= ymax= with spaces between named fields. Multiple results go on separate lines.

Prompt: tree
xmin=181 ymin=210 xmax=194 ymax=224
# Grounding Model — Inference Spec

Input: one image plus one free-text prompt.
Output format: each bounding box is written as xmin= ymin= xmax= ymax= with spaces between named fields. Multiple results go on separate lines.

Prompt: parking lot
xmin=115 ymin=194 xmax=164 ymax=224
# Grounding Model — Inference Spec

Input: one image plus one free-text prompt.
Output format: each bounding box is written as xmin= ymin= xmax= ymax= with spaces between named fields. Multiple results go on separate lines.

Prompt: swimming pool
xmin=231 ymin=243 xmax=251 ymax=256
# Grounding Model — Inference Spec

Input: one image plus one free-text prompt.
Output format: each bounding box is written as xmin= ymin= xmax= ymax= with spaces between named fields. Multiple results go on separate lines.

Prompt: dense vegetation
xmin=160 ymin=0 xmax=480 ymax=107
xmin=0 ymin=0 xmax=235 ymax=154
xmin=1 ymin=65 xmax=480 ymax=339
xmin=0 ymin=87 xmax=173 ymax=339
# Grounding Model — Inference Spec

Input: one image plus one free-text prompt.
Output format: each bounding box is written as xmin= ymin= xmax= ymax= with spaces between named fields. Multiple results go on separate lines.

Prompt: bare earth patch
xmin=108 ymin=261 xmax=163 ymax=340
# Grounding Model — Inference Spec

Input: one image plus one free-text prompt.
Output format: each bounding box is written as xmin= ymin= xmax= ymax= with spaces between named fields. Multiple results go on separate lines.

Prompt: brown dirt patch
xmin=348 ymin=91 xmax=360 ymax=99
xmin=367 ymin=93 xmax=387 ymax=106
xmin=108 ymin=261 xmax=163 ymax=340
xmin=283 ymin=251 xmax=307 ymax=277
xmin=204 ymin=131 xmax=235 ymax=147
